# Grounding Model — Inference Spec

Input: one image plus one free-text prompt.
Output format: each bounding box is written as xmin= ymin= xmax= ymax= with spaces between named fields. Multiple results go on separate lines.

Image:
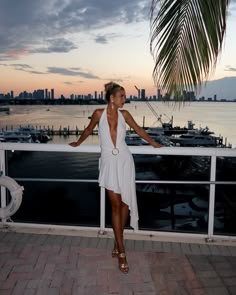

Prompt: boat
xmin=16 ymin=126 xmax=51 ymax=143
xmin=169 ymin=133 xmax=221 ymax=147
xmin=2 ymin=131 xmax=33 ymax=143
xmin=125 ymin=134 xmax=143 ymax=145
xmin=0 ymin=131 xmax=5 ymax=142
xmin=0 ymin=126 xmax=51 ymax=143
xmin=146 ymin=126 xmax=164 ymax=136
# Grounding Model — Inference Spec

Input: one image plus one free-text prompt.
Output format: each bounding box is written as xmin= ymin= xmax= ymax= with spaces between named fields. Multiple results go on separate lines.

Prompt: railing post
xmin=207 ymin=155 xmax=216 ymax=242
xmin=99 ymin=187 xmax=106 ymax=235
xmin=0 ymin=149 xmax=7 ymax=223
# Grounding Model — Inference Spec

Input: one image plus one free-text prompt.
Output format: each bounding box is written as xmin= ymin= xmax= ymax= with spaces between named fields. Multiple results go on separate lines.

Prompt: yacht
xmin=125 ymin=134 xmax=143 ymax=145
xmin=16 ymin=126 xmax=51 ymax=143
xmin=170 ymin=133 xmax=220 ymax=147
xmin=3 ymin=131 xmax=33 ymax=143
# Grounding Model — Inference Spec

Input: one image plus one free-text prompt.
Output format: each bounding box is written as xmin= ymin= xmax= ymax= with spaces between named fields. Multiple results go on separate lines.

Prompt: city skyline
xmin=1 ymin=86 xmax=235 ymax=102
xmin=0 ymin=0 xmax=236 ymax=98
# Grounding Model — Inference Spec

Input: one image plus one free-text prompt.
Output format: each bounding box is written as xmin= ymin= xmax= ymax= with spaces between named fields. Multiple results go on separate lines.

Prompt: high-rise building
xmin=51 ymin=89 xmax=54 ymax=99
xmin=101 ymin=91 xmax=104 ymax=100
xmin=11 ymin=91 xmax=14 ymax=99
xmin=94 ymin=91 xmax=97 ymax=99
xmin=33 ymin=89 xmax=44 ymax=99
xmin=141 ymin=89 xmax=146 ymax=100
xmin=45 ymin=88 xmax=48 ymax=99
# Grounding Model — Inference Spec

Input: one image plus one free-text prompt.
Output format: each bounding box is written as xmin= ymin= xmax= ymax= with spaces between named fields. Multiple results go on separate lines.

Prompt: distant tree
xmin=150 ymin=0 xmax=230 ymax=101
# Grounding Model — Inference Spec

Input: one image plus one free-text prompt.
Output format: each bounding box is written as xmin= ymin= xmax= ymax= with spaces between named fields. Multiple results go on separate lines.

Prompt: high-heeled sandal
xmin=118 ymin=252 xmax=129 ymax=274
xmin=112 ymin=248 xmax=119 ymax=258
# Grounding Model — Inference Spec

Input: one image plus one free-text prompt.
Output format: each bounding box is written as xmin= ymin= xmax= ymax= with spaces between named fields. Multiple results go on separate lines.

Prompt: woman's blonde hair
xmin=104 ymin=82 xmax=124 ymax=101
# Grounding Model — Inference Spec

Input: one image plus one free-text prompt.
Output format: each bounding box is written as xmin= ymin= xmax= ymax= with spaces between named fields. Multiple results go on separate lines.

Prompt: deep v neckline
xmin=106 ymin=108 xmax=119 ymax=147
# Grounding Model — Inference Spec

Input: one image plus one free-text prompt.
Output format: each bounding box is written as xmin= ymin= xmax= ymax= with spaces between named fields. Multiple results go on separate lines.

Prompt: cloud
xmin=0 ymin=63 xmax=45 ymax=74
xmin=95 ymin=35 xmax=108 ymax=44
xmin=48 ymin=67 xmax=99 ymax=79
xmin=0 ymin=0 xmax=150 ymax=59
xmin=31 ymin=38 xmax=77 ymax=53
xmin=64 ymin=81 xmax=84 ymax=85
xmin=225 ymin=65 xmax=236 ymax=71
xmin=94 ymin=33 xmax=120 ymax=44
xmin=0 ymin=62 xmax=98 ymax=78
xmin=11 ymin=64 xmax=32 ymax=69
xmin=28 ymin=70 xmax=46 ymax=75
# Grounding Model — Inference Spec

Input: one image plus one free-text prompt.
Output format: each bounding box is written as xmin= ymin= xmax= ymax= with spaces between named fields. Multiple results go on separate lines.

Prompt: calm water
xmin=1 ymin=101 xmax=236 ymax=147
xmin=1 ymin=102 xmax=236 ymax=235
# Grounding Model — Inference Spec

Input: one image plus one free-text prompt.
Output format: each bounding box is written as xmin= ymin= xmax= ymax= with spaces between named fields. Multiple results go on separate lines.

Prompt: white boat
xmin=0 ymin=131 xmax=5 ymax=142
xmin=3 ymin=131 xmax=33 ymax=143
xmin=170 ymin=133 xmax=219 ymax=147
xmin=126 ymin=132 xmax=173 ymax=146
xmin=125 ymin=133 xmax=143 ymax=145
xmin=146 ymin=126 xmax=164 ymax=136
xmin=16 ymin=126 xmax=51 ymax=142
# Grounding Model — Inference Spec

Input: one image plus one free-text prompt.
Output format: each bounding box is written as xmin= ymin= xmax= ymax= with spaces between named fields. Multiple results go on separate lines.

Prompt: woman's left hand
xmin=69 ymin=141 xmax=79 ymax=147
xmin=152 ymin=142 xmax=163 ymax=148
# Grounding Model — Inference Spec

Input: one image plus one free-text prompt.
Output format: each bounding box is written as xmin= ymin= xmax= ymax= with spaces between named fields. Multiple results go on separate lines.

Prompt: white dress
xmin=98 ymin=108 xmax=139 ymax=229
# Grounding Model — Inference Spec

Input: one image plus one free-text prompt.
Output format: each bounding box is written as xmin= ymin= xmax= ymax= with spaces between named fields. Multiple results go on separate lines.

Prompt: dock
xmin=1 ymin=125 xmax=99 ymax=136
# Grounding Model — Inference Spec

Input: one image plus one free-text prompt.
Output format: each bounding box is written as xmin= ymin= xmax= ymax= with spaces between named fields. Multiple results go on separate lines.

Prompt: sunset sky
xmin=0 ymin=0 xmax=236 ymax=98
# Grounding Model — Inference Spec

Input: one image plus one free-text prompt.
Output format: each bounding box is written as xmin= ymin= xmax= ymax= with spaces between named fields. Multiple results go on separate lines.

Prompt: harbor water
xmin=1 ymin=101 xmax=236 ymax=147
xmin=1 ymin=102 xmax=236 ymax=236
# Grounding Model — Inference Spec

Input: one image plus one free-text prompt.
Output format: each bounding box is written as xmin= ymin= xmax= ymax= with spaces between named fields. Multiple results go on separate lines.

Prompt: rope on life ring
xmin=0 ymin=176 xmax=24 ymax=219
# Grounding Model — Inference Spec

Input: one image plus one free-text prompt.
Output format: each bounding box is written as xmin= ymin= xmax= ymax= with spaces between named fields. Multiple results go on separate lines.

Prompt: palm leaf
xmin=150 ymin=0 xmax=230 ymax=101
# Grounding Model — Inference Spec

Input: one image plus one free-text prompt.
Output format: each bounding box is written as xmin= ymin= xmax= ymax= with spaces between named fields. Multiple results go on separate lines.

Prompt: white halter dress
xmin=98 ymin=108 xmax=139 ymax=229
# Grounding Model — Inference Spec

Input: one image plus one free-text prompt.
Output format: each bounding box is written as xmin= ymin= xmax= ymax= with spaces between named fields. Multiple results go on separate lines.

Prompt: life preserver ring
xmin=0 ymin=176 xmax=24 ymax=219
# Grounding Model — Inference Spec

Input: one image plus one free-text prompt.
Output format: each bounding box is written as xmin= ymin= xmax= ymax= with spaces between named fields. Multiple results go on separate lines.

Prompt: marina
xmin=0 ymin=102 xmax=236 ymax=238
xmin=0 ymin=101 xmax=235 ymax=147
xmin=0 ymin=122 xmax=229 ymax=148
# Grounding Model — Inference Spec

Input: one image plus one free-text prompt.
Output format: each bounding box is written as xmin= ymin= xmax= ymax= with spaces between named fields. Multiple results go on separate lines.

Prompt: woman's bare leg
xmin=107 ymin=189 xmax=129 ymax=273
xmin=107 ymin=189 xmax=124 ymax=253
xmin=121 ymin=201 xmax=129 ymax=230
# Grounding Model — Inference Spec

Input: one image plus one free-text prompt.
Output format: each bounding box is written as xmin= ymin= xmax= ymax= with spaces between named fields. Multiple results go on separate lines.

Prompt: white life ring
xmin=0 ymin=176 xmax=24 ymax=219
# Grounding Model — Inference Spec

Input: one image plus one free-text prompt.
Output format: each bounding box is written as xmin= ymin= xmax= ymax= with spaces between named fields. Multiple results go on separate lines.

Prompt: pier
xmin=1 ymin=125 xmax=99 ymax=136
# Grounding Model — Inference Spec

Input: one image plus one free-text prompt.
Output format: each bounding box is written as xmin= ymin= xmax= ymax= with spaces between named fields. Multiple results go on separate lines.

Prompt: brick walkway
xmin=0 ymin=230 xmax=236 ymax=295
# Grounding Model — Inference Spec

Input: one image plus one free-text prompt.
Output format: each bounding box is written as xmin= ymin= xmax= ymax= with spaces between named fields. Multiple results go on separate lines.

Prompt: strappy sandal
xmin=112 ymin=240 xmax=119 ymax=258
xmin=112 ymin=248 xmax=119 ymax=258
xmin=118 ymin=253 xmax=129 ymax=274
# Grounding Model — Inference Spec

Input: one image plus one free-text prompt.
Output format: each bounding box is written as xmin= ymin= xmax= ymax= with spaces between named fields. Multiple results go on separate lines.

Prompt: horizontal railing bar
xmin=136 ymin=180 xmax=236 ymax=185
xmin=13 ymin=178 xmax=236 ymax=185
xmin=1 ymin=143 xmax=236 ymax=157
xmin=14 ymin=178 xmax=98 ymax=183
xmin=5 ymin=222 xmax=236 ymax=241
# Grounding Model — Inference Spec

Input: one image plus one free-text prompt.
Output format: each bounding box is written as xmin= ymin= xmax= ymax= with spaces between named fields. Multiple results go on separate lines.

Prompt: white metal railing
xmin=0 ymin=142 xmax=236 ymax=241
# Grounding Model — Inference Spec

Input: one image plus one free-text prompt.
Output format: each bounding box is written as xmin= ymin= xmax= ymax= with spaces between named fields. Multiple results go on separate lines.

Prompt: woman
xmin=69 ymin=82 xmax=162 ymax=274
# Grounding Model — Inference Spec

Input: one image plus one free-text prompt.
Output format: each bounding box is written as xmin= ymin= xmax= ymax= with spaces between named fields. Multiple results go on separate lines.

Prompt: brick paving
xmin=0 ymin=230 xmax=236 ymax=295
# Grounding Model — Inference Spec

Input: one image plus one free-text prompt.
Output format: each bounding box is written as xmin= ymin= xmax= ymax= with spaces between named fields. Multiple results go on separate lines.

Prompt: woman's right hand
xmin=69 ymin=142 xmax=79 ymax=147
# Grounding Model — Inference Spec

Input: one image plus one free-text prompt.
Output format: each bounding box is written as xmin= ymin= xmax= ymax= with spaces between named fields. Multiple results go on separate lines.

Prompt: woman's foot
xmin=112 ymin=241 xmax=119 ymax=258
xmin=118 ymin=252 xmax=129 ymax=274
xmin=112 ymin=247 xmax=119 ymax=258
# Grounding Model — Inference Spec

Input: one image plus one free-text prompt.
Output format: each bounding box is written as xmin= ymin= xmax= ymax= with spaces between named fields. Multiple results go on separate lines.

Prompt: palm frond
xmin=150 ymin=0 xmax=230 ymax=101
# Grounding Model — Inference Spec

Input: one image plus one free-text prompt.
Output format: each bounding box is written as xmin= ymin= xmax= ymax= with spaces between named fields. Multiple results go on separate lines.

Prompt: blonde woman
xmin=70 ymin=82 xmax=162 ymax=273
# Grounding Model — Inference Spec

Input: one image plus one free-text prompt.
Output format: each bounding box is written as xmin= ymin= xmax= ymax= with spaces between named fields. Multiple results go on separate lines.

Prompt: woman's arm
xmin=122 ymin=110 xmax=162 ymax=148
xmin=69 ymin=109 xmax=101 ymax=147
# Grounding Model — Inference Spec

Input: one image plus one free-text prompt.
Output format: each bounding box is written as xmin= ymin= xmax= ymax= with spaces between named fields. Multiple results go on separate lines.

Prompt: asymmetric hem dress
xmin=98 ymin=108 xmax=139 ymax=229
